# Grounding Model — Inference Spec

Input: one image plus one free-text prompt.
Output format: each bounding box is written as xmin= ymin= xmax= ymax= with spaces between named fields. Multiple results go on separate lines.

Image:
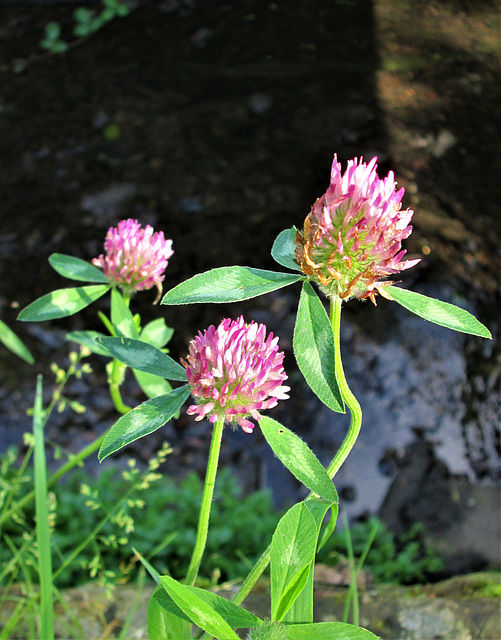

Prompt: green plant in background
xmin=0 ymin=434 xmax=172 ymax=634
xmin=0 ymin=459 xmax=280 ymax=591
xmin=40 ymin=0 xmax=130 ymax=54
xmin=316 ymin=517 xmax=444 ymax=586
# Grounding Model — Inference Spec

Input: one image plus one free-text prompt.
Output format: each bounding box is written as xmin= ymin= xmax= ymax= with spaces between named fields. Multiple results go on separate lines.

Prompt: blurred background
xmin=0 ymin=0 xmax=499 ymax=584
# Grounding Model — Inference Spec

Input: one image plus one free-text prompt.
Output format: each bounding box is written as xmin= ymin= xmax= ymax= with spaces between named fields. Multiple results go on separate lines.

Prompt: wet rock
xmin=247 ymin=93 xmax=273 ymax=115
xmin=80 ymin=184 xmax=138 ymax=223
xmin=178 ymin=195 xmax=204 ymax=214
xmin=379 ymin=436 xmax=501 ymax=575
xmin=190 ymin=26 xmax=214 ymax=48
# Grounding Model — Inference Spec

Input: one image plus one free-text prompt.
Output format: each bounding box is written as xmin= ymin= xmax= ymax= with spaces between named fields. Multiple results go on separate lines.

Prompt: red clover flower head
xmin=93 ymin=219 xmax=173 ymax=296
xmin=184 ymin=316 xmax=290 ymax=433
xmin=295 ymin=155 xmax=420 ymax=304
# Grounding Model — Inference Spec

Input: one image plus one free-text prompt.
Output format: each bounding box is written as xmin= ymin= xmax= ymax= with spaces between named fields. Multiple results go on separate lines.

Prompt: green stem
xmin=109 ymin=358 xmax=132 ymax=414
xmin=326 ymin=295 xmax=362 ymax=479
xmin=185 ymin=416 xmax=225 ymax=586
xmin=101 ymin=289 xmax=133 ymax=414
xmin=231 ymin=544 xmax=271 ymax=607
xmin=231 ymin=295 xmax=362 ymax=606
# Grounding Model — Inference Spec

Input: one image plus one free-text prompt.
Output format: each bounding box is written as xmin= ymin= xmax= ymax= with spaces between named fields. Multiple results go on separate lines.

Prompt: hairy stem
xmin=185 ymin=416 xmax=225 ymax=586
xmin=326 ymin=295 xmax=362 ymax=478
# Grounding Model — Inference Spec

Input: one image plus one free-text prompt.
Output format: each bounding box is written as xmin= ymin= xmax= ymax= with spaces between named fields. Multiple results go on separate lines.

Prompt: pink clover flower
xmin=184 ymin=316 xmax=290 ymax=433
xmin=93 ymin=219 xmax=173 ymax=296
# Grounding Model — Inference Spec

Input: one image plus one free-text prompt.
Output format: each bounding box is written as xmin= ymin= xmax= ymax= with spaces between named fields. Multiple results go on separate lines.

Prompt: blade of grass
xmin=0 ymin=534 xmax=39 ymax=640
xmin=342 ymin=513 xmax=358 ymax=626
xmin=33 ymin=375 xmax=55 ymax=640
xmin=0 ymin=533 xmax=32 ymax=583
xmin=133 ymin=547 xmax=162 ymax=584
xmin=117 ymin=566 xmax=146 ymax=640
xmin=0 ymin=596 xmax=36 ymax=640
xmin=342 ymin=515 xmax=379 ymax=627
xmin=52 ymin=584 xmax=87 ymax=640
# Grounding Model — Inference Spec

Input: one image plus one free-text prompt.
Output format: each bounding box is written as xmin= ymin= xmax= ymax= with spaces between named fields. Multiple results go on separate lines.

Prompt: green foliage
xmin=317 ymin=516 xmax=444 ymax=585
xmin=161 ymin=266 xmax=302 ymax=305
xmin=0 ymin=318 xmax=34 ymax=364
xmin=387 ymin=286 xmax=492 ymax=338
xmin=17 ymin=285 xmax=111 ymax=321
xmin=97 ymin=385 xmax=190 ymax=461
xmin=260 ymin=417 xmax=338 ymax=503
xmin=0 ymin=459 xmax=281 ymax=589
xmin=271 ymin=227 xmax=302 ymax=273
xmin=293 ymin=283 xmax=344 ymax=413
xmin=270 ymin=503 xmax=317 ymax=621
xmin=40 ymin=0 xmax=130 ymax=54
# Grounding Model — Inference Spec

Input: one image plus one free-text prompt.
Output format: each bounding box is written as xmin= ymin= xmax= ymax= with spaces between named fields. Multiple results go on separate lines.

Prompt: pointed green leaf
xmin=48 ymin=253 xmax=110 ymax=283
xmin=287 ymin=621 xmax=380 ymax=639
xmin=294 ymin=282 xmax=344 ymax=413
xmin=133 ymin=369 xmax=174 ymax=399
xmin=133 ymin=547 xmax=161 ymax=584
xmin=18 ymin=285 xmax=110 ymax=321
xmin=98 ymin=337 xmax=187 ymax=381
xmin=260 ymin=417 xmax=338 ymax=503
xmin=315 ymin=502 xmax=339 ymax=552
xmin=111 ymin=288 xmax=139 ymax=339
xmin=98 ymin=385 xmax=190 ymax=461
xmin=153 ymin=583 xmax=262 ymax=629
xmin=304 ymin=498 xmax=337 ymax=536
xmin=387 ymin=286 xmax=492 ymax=338
xmin=66 ymin=330 xmax=110 ymax=356
xmin=152 ymin=584 xmax=191 ymax=623
xmin=270 ymin=503 xmax=317 ymax=621
xmin=271 ymin=227 xmax=303 ymax=272
xmin=161 ymin=266 xmax=302 ymax=305
xmin=285 ymin=499 xmax=338 ymax=623
xmin=140 ymin=318 xmax=174 ymax=349
xmin=276 ymin=565 xmax=311 ymax=622
xmin=0 ymin=319 xmax=34 ymax=364
xmin=147 ymin=595 xmax=185 ymax=640
xmin=159 ymin=576 xmax=241 ymax=640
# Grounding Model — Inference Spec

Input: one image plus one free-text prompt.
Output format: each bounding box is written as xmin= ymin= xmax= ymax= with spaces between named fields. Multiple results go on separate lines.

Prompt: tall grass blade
xmin=342 ymin=514 xmax=379 ymax=627
xmin=33 ymin=375 xmax=55 ymax=640
xmin=342 ymin=513 xmax=358 ymax=626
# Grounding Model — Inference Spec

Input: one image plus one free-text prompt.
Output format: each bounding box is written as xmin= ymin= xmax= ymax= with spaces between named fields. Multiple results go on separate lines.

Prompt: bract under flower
xmin=295 ymin=155 xmax=420 ymax=303
xmin=93 ymin=219 xmax=173 ymax=296
xmin=184 ymin=316 xmax=290 ymax=433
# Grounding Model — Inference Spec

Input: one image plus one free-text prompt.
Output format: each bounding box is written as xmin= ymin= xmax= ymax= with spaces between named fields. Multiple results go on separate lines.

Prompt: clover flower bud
xmin=295 ymin=155 xmax=420 ymax=304
xmin=184 ymin=316 xmax=290 ymax=433
xmin=93 ymin=219 xmax=173 ymax=297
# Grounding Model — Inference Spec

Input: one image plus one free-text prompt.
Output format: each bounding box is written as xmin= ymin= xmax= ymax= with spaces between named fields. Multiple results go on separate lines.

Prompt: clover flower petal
xmin=93 ymin=219 xmax=173 ymax=295
xmin=184 ymin=316 xmax=290 ymax=433
xmin=295 ymin=155 xmax=420 ymax=303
